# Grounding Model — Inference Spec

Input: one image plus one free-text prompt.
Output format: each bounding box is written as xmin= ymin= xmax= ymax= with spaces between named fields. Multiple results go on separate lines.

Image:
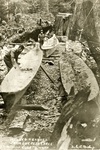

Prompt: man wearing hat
xmin=38 ymin=29 xmax=45 ymax=49
xmin=4 ymin=45 xmax=24 ymax=72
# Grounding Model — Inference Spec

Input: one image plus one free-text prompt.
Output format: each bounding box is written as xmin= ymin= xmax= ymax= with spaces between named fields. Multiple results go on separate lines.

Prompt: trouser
xmin=4 ymin=56 xmax=13 ymax=72
xmin=40 ymin=40 xmax=44 ymax=49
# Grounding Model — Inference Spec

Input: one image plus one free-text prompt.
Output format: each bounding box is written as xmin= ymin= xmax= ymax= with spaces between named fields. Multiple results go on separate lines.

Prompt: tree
xmin=39 ymin=0 xmax=49 ymax=13
xmin=27 ymin=0 xmax=40 ymax=13
xmin=0 ymin=0 xmax=7 ymax=21
xmin=8 ymin=0 xmax=29 ymax=15
xmin=71 ymin=0 xmax=100 ymax=78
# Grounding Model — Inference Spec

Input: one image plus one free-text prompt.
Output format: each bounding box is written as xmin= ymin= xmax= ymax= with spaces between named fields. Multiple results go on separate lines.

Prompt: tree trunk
xmin=81 ymin=1 xmax=100 ymax=71
xmin=54 ymin=13 xmax=71 ymax=36
xmin=50 ymin=87 xmax=90 ymax=146
xmin=70 ymin=0 xmax=100 ymax=70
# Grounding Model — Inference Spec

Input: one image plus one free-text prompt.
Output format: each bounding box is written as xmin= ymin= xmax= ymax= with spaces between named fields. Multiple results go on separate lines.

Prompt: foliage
xmin=24 ymin=0 xmax=40 ymax=13
xmin=28 ymin=0 xmax=40 ymax=13
xmin=0 ymin=0 xmax=7 ymax=21
xmin=8 ymin=0 xmax=41 ymax=15
xmin=49 ymin=0 xmax=59 ymax=16
xmin=8 ymin=0 xmax=29 ymax=15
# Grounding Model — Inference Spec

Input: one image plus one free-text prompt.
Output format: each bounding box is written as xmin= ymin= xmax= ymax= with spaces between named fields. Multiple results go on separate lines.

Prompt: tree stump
xmin=54 ymin=13 xmax=72 ymax=36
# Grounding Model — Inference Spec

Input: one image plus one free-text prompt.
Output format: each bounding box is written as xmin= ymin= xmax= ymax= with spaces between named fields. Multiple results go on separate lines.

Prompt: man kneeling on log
xmin=4 ymin=45 xmax=24 ymax=72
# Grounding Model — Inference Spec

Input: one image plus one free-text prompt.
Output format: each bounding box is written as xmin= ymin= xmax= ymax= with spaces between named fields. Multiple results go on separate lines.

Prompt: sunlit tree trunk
xmin=81 ymin=0 xmax=100 ymax=73
xmin=70 ymin=0 xmax=100 ymax=72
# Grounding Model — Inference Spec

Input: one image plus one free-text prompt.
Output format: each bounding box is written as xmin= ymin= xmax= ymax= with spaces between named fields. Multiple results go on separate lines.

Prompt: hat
xmin=19 ymin=45 xmax=24 ymax=49
xmin=29 ymin=38 xmax=34 ymax=42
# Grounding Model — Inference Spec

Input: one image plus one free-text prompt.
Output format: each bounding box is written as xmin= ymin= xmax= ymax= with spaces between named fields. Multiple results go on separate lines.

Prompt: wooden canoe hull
xmin=41 ymin=34 xmax=59 ymax=57
xmin=0 ymin=46 xmax=43 ymax=111
xmin=1 ymin=87 xmax=28 ymax=112
xmin=0 ymin=47 xmax=43 ymax=93
xmin=60 ymin=52 xmax=99 ymax=101
xmin=60 ymin=54 xmax=75 ymax=95
xmin=43 ymin=45 xmax=58 ymax=57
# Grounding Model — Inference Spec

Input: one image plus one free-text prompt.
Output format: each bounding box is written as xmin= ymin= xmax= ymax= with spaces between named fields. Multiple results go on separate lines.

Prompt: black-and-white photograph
xmin=0 ymin=0 xmax=100 ymax=149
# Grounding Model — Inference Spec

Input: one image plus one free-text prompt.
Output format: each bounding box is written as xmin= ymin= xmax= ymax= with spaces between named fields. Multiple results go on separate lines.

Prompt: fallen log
xmin=50 ymin=86 xmax=90 ymax=146
xmin=9 ymin=42 xmax=33 ymax=46
xmin=9 ymin=110 xmax=28 ymax=133
xmin=41 ymin=64 xmax=54 ymax=83
xmin=7 ymin=25 xmax=53 ymax=43
xmin=0 ymin=103 xmax=49 ymax=111
xmin=19 ymin=104 xmax=49 ymax=111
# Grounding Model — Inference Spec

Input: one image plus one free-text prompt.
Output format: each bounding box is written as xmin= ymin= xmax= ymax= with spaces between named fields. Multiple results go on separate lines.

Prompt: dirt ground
xmin=0 ymin=40 xmax=100 ymax=150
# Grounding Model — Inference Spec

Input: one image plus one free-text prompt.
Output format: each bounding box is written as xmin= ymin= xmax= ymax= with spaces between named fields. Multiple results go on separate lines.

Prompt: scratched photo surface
xmin=0 ymin=0 xmax=100 ymax=150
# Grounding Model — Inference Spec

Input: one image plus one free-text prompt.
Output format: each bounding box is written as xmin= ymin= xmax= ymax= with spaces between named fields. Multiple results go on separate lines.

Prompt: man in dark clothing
xmin=38 ymin=29 xmax=45 ymax=49
xmin=4 ymin=45 xmax=24 ymax=72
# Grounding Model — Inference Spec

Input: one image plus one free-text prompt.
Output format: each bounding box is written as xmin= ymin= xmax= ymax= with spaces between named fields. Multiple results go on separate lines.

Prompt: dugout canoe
xmin=41 ymin=34 xmax=59 ymax=57
xmin=60 ymin=52 xmax=99 ymax=101
xmin=0 ymin=44 xmax=43 ymax=111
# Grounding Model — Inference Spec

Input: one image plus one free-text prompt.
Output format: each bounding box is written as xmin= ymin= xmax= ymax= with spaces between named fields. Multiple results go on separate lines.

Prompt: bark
xmin=82 ymin=1 xmax=100 ymax=72
xmin=70 ymin=0 xmax=100 ymax=71
xmin=54 ymin=13 xmax=71 ymax=36
xmin=55 ymin=15 xmax=63 ymax=35
xmin=50 ymin=86 xmax=90 ymax=146
xmin=69 ymin=0 xmax=100 ymax=85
